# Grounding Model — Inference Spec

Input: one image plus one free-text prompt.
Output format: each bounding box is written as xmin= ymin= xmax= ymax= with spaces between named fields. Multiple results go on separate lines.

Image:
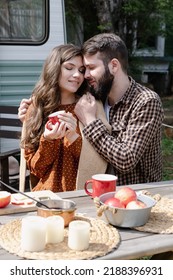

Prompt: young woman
xmin=21 ymin=44 xmax=110 ymax=192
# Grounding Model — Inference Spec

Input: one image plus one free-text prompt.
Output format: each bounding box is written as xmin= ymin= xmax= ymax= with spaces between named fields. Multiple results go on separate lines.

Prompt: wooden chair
xmin=0 ymin=105 xmax=28 ymax=191
xmin=19 ymin=121 xmax=27 ymax=192
xmin=19 ymin=121 xmax=39 ymax=192
xmin=0 ymin=106 xmax=20 ymax=189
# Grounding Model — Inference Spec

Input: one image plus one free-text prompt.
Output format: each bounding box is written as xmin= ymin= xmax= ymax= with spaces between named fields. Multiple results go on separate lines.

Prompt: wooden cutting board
xmin=0 ymin=190 xmax=61 ymax=215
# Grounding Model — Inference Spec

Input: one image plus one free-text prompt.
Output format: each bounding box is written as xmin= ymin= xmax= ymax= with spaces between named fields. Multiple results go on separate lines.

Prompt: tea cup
xmin=84 ymin=174 xmax=117 ymax=198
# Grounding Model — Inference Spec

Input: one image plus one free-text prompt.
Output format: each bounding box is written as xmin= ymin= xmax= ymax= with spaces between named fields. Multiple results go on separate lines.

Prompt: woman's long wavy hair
xmin=21 ymin=44 xmax=86 ymax=151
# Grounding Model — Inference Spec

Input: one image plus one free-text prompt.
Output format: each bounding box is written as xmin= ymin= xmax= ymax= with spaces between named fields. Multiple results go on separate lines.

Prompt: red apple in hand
xmin=114 ymin=187 xmax=137 ymax=206
xmin=126 ymin=200 xmax=147 ymax=209
xmin=104 ymin=197 xmax=125 ymax=208
xmin=0 ymin=191 xmax=11 ymax=208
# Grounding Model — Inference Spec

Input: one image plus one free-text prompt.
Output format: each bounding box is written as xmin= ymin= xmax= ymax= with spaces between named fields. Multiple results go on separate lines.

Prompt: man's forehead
xmin=83 ymin=53 xmax=103 ymax=66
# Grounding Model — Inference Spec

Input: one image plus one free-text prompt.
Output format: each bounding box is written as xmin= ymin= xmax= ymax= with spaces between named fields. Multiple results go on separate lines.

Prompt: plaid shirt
xmin=83 ymin=77 xmax=164 ymax=186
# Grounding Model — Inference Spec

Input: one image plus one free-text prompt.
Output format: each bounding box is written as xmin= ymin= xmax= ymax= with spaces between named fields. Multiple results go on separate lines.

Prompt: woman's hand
xmin=58 ymin=112 xmax=77 ymax=131
xmin=43 ymin=121 xmax=67 ymax=140
xmin=43 ymin=112 xmax=79 ymax=143
xmin=60 ymin=112 xmax=80 ymax=144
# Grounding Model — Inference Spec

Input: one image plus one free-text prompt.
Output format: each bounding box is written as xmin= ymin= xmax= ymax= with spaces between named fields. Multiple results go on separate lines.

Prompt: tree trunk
xmin=94 ymin=0 xmax=114 ymax=32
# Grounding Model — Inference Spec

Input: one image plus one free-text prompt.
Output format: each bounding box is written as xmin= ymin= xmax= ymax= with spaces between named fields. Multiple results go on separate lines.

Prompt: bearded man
xmin=75 ymin=33 xmax=164 ymax=186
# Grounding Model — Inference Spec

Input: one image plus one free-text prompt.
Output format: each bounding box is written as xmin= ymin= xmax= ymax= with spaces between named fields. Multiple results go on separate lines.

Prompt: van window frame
xmin=0 ymin=0 xmax=49 ymax=46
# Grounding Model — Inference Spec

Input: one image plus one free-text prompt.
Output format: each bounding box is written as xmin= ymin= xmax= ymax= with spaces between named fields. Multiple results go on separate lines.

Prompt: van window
xmin=0 ymin=0 xmax=48 ymax=45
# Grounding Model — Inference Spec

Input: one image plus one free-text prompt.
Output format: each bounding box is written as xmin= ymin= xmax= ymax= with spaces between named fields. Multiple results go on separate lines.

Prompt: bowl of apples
xmin=98 ymin=187 xmax=156 ymax=227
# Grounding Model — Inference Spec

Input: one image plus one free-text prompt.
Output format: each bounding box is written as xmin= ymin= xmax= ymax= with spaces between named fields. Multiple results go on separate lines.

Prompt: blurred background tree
xmin=65 ymin=0 xmax=173 ymax=180
xmin=65 ymin=0 xmax=173 ymax=55
xmin=65 ymin=0 xmax=173 ymax=90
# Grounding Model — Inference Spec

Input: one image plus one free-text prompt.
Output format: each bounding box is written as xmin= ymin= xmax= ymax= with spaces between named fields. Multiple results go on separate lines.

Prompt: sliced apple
xmin=0 ymin=191 xmax=11 ymax=208
xmin=11 ymin=193 xmax=34 ymax=205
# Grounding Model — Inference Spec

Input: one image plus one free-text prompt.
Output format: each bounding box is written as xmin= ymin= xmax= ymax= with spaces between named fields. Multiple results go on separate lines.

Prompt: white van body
xmin=0 ymin=0 xmax=66 ymax=105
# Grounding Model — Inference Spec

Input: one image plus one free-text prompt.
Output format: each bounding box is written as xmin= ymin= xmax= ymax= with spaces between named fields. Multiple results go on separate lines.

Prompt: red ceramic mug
xmin=46 ymin=110 xmax=65 ymax=130
xmin=84 ymin=174 xmax=117 ymax=198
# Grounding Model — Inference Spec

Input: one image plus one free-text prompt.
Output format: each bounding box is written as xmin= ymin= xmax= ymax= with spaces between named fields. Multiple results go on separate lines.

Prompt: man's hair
xmin=82 ymin=33 xmax=128 ymax=73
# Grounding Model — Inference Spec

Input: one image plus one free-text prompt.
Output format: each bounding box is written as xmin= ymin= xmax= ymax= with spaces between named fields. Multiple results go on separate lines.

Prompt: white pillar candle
xmin=68 ymin=220 xmax=90 ymax=251
xmin=21 ymin=216 xmax=46 ymax=252
xmin=46 ymin=216 xmax=64 ymax=243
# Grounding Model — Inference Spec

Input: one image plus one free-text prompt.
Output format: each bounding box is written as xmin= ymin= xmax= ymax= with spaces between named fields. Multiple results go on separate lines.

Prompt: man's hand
xmin=74 ymin=93 xmax=97 ymax=126
xmin=18 ymin=98 xmax=32 ymax=122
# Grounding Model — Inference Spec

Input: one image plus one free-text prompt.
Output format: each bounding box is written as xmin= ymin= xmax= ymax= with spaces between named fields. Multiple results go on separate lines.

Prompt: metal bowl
xmin=99 ymin=191 xmax=156 ymax=228
xmin=36 ymin=199 xmax=76 ymax=227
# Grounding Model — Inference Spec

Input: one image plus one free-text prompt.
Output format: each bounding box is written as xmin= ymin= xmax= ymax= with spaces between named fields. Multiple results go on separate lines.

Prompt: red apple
xmin=104 ymin=197 xmax=125 ymax=208
xmin=126 ymin=200 xmax=147 ymax=209
xmin=0 ymin=191 xmax=11 ymax=208
xmin=114 ymin=187 xmax=137 ymax=206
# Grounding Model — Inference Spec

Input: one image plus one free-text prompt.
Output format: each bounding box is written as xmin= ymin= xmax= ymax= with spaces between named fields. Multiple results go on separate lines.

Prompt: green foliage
xmin=121 ymin=0 xmax=173 ymax=54
xmin=128 ymin=57 xmax=144 ymax=81
xmin=97 ymin=23 xmax=112 ymax=32
xmin=161 ymin=136 xmax=173 ymax=157
xmin=162 ymin=98 xmax=173 ymax=109
xmin=65 ymin=0 xmax=98 ymax=44
xmin=169 ymin=62 xmax=173 ymax=73
xmin=161 ymin=135 xmax=173 ymax=181
xmin=65 ymin=0 xmax=173 ymax=56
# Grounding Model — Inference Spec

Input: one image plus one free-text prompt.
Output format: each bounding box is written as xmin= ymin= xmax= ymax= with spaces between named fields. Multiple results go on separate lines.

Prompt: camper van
xmin=0 ymin=0 xmax=66 ymax=106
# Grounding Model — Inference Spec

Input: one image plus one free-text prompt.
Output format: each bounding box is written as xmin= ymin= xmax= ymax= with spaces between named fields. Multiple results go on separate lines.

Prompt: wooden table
xmin=0 ymin=180 xmax=173 ymax=260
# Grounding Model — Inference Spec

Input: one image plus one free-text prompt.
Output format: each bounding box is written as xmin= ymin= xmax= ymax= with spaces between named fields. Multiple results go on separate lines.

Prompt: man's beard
xmin=88 ymin=67 xmax=114 ymax=104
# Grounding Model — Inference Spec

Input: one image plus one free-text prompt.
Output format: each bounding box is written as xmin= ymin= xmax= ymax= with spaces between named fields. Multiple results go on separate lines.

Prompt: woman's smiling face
xmin=59 ymin=56 xmax=85 ymax=94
